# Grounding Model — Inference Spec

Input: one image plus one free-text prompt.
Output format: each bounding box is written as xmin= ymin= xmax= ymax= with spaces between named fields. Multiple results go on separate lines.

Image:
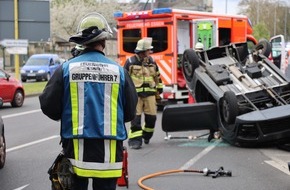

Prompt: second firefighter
xmin=124 ymin=37 xmax=163 ymax=149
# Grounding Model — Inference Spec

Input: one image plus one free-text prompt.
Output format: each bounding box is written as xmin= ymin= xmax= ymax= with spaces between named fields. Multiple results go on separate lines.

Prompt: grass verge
xmin=23 ymin=81 xmax=47 ymax=96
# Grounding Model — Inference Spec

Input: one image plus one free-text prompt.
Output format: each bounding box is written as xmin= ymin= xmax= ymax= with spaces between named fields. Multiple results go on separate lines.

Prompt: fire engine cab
xmin=114 ymin=8 xmax=257 ymax=105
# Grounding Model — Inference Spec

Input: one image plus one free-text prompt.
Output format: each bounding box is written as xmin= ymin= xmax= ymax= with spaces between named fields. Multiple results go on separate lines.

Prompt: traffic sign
xmin=0 ymin=0 xmax=50 ymax=41
xmin=0 ymin=39 xmax=28 ymax=47
xmin=5 ymin=47 xmax=28 ymax=55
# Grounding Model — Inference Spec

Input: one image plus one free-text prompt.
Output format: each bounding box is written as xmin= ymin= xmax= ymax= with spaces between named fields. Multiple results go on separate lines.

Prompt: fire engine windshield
xmin=148 ymin=27 xmax=168 ymax=53
xmin=122 ymin=27 xmax=168 ymax=54
xmin=123 ymin=29 xmax=142 ymax=53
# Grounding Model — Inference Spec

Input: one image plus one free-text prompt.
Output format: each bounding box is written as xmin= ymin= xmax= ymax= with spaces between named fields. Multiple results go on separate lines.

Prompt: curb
xmin=25 ymin=93 xmax=41 ymax=98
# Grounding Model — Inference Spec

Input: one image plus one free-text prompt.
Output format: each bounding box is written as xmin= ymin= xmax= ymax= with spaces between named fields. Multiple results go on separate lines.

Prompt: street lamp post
xmin=276 ymin=0 xmax=288 ymax=40
xmin=225 ymin=0 xmax=228 ymax=14
xmin=285 ymin=6 xmax=287 ymax=39
xmin=14 ymin=0 xmax=20 ymax=79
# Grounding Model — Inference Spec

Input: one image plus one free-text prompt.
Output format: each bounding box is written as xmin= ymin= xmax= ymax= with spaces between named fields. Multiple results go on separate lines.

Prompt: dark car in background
xmin=0 ymin=99 xmax=6 ymax=168
xmin=20 ymin=54 xmax=61 ymax=82
xmin=0 ymin=69 xmax=25 ymax=107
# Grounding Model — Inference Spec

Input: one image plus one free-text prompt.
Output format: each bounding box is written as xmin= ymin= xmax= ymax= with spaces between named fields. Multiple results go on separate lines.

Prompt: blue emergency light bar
xmin=114 ymin=7 xmax=172 ymax=18
xmin=152 ymin=8 xmax=172 ymax=14
xmin=114 ymin=11 xmax=123 ymax=18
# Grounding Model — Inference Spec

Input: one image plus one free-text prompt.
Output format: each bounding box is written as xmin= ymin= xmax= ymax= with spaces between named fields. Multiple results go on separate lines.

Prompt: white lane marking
xmin=261 ymin=149 xmax=290 ymax=175
xmin=2 ymin=109 xmax=41 ymax=119
xmin=179 ymin=140 xmax=221 ymax=170
xmin=7 ymin=135 xmax=59 ymax=153
xmin=265 ymin=160 xmax=290 ymax=176
xmin=13 ymin=184 xmax=30 ymax=190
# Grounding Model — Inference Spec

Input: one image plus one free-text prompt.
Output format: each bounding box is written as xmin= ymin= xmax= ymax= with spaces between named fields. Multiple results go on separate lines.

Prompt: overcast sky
xmin=212 ymin=0 xmax=239 ymax=15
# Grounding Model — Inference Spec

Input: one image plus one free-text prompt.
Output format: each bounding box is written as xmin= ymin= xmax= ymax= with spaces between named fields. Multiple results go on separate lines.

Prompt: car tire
xmin=182 ymin=49 xmax=200 ymax=83
xmin=0 ymin=129 xmax=6 ymax=169
xmin=21 ymin=78 xmax=27 ymax=82
xmin=254 ymin=39 xmax=271 ymax=58
xmin=221 ymin=91 xmax=238 ymax=124
xmin=219 ymin=91 xmax=239 ymax=145
xmin=11 ymin=90 xmax=24 ymax=107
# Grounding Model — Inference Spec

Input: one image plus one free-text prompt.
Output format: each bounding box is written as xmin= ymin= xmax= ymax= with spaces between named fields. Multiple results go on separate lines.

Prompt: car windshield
xmin=25 ymin=57 xmax=49 ymax=66
xmin=0 ymin=70 xmax=6 ymax=78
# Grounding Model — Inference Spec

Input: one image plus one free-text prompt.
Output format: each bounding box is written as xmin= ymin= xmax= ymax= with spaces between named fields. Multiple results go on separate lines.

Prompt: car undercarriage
xmin=162 ymin=40 xmax=290 ymax=146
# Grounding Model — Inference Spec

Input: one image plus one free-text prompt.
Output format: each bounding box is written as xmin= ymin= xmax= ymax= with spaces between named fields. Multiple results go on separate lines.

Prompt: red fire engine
xmin=114 ymin=8 xmax=258 ymax=105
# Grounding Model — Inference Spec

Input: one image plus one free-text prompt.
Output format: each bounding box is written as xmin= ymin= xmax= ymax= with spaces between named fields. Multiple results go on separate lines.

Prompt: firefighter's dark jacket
xmin=39 ymin=50 xmax=137 ymax=138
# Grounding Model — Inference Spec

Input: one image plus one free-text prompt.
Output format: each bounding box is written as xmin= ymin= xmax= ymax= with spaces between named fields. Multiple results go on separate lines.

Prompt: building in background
xmin=132 ymin=0 xmax=212 ymax=12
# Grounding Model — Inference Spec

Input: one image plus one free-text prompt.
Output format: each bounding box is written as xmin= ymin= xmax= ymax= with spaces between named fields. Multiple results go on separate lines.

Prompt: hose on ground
xmin=138 ymin=169 xmax=203 ymax=190
xmin=138 ymin=167 xmax=232 ymax=190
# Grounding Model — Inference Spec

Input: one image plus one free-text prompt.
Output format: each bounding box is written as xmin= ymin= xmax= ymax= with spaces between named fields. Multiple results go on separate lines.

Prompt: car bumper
xmin=235 ymin=104 xmax=290 ymax=144
xmin=21 ymin=73 xmax=47 ymax=80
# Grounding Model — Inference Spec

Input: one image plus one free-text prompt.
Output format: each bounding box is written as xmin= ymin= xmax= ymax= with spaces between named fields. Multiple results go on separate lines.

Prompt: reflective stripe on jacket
xmin=68 ymin=138 xmax=122 ymax=178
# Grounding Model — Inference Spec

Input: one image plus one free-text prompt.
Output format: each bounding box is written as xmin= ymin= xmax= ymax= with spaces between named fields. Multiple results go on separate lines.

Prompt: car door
xmin=0 ymin=70 xmax=14 ymax=102
xmin=49 ymin=58 xmax=60 ymax=75
xmin=270 ymin=35 xmax=286 ymax=73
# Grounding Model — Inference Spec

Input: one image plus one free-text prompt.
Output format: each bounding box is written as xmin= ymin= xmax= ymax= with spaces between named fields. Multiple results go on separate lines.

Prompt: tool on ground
xmin=117 ymin=146 xmax=129 ymax=188
xmin=138 ymin=166 xmax=232 ymax=190
xmin=164 ymin=132 xmax=209 ymax=140
xmin=164 ymin=131 xmax=221 ymax=142
xmin=202 ymin=166 xmax=232 ymax=178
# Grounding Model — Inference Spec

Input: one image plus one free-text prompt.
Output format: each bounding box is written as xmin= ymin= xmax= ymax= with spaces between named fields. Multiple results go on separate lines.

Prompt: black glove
xmin=157 ymin=88 xmax=163 ymax=94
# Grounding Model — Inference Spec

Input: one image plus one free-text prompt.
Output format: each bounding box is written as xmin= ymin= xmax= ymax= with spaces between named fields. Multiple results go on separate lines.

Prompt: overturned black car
xmin=162 ymin=39 xmax=290 ymax=146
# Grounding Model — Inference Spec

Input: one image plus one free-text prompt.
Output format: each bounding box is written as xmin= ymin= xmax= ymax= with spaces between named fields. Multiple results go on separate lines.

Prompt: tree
xmin=253 ymin=23 xmax=270 ymax=40
xmin=50 ymin=0 xmax=134 ymax=40
xmin=238 ymin=0 xmax=290 ymax=41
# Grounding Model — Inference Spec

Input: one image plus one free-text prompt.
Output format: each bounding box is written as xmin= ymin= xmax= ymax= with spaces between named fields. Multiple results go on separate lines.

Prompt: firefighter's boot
xmin=128 ymin=138 xmax=142 ymax=149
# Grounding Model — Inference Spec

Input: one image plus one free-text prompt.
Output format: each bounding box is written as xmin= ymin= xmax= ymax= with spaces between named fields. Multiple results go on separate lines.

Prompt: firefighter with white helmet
xmin=40 ymin=12 xmax=137 ymax=190
xmin=124 ymin=37 xmax=163 ymax=149
xmin=195 ymin=42 xmax=204 ymax=51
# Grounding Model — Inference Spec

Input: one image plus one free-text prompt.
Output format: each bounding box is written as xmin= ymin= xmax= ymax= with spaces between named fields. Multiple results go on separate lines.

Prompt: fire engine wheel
xmin=254 ymin=39 xmax=271 ymax=58
xmin=221 ymin=91 xmax=238 ymax=125
xmin=182 ymin=49 xmax=200 ymax=83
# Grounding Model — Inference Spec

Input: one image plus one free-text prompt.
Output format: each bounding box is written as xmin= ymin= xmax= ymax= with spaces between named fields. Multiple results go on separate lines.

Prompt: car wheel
xmin=11 ymin=90 xmax=24 ymax=107
xmin=182 ymin=49 xmax=200 ymax=83
xmin=0 ymin=129 xmax=6 ymax=169
xmin=254 ymin=39 xmax=271 ymax=58
xmin=221 ymin=91 xmax=238 ymax=124
xmin=219 ymin=91 xmax=239 ymax=145
xmin=21 ymin=78 xmax=27 ymax=82
xmin=45 ymin=73 xmax=51 ymax=81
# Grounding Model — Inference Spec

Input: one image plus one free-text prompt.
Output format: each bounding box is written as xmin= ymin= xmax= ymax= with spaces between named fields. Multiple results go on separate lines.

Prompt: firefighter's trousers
xmin=129 ymin=95 xmax=157 ymax=141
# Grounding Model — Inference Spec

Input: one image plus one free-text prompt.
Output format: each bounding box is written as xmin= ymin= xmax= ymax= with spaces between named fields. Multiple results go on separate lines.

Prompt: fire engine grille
xmin=259 ymin=117 xmax=290 ymax=135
